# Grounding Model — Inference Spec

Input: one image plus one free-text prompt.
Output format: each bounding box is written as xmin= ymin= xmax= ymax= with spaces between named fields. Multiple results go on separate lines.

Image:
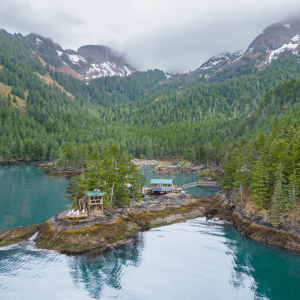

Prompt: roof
xmin=150 ymin=179 xmax=174 ymax=185
xmin=86 ymin=191 xmax=104 ymax=197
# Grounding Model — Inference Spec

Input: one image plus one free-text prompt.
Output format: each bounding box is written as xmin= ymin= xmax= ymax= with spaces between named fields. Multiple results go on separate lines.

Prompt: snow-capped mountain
xmin=185 ymin=18 xmax=300 ymax=81
xmin=26 ymin=33 xmax=136 ymax=81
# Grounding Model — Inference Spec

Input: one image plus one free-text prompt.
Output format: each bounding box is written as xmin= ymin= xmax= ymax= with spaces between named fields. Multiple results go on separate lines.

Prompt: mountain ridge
xmin=178 ymin=18 xmax=300 ymax=82
xmin=26 ymin=33 xmax=136 ymax=82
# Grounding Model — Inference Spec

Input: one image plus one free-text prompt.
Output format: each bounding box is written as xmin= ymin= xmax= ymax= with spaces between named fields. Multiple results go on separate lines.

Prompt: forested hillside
xmin=221 ymin=79 xmax=300 ymax=224
xmin=1 ymin=28 xmax=300 ymax=170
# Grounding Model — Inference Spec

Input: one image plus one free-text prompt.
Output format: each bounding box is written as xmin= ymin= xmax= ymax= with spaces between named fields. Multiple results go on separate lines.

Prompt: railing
xmin=151 ymin=187 xmax=173 ymax=192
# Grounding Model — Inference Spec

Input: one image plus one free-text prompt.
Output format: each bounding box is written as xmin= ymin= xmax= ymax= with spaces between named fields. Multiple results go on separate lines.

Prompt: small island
xmin=2 ymin=146 xmax=300 ymax=256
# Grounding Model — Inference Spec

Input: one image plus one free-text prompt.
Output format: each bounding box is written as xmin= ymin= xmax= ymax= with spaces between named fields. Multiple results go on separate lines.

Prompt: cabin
xmin=84 ymin=191 xmax=104 ymax=214
xmin=150 ymin=179 xmax=174 ymax=194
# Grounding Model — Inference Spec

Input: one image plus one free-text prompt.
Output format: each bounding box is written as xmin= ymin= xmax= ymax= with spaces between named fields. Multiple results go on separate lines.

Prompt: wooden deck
xmin=181 ymin=180 xmax=220 ymax=189
xmin=65 ymin=211 xmax=88 ymax=223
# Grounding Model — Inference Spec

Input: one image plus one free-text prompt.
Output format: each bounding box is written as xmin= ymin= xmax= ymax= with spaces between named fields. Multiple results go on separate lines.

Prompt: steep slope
xmin=185 ymin=18 xmax=300 ymax=81
xmin=76 ymin=45 xmax=135 ymax=80
xmin=26 ymin=33 xmax=136 ymax=81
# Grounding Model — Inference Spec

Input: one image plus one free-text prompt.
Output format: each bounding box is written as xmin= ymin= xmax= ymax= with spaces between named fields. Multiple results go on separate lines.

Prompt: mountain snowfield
xmin=26 ymin=33 xmax=136 ymax=82
xmin=183 ymin=19 xmax=300 ymax=81
xmin=26 ymin=18 xmax=300 ymax=84
xmin=56 ymin=46 xmax=135 ymax=81
xmin=55 ymin=49 xmax=133 ymax=79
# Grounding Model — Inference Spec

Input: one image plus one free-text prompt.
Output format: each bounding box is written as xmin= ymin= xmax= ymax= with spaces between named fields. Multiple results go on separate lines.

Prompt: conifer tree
xmin=271 ymin=163 xmax=288 ymax=225
xmin=251 ymin=159 xmax=269 ymax=208
xmin=232 ymin=149 xmax=249 ymax=204
xmin=287 ymin=170 xmax=298 ymax=211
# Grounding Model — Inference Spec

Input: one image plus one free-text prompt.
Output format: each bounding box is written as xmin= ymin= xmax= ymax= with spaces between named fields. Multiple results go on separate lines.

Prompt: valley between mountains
xmin=2 ymin=17 xmax=300 ymax=237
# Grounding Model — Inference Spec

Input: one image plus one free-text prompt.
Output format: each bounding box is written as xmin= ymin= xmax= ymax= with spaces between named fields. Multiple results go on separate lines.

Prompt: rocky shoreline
xmin=154 ymin=164 xmax=224 ymax=175
xmin=1 ymin=192 xmax=300 ymax=255
xmin=154 ymin=165 xmax=203 ymax=174
xmin=0 ymin=160 xmax=52 ymax=167
xmin=0 ymin=193 xmax=207 ymax=253
xmin=206 ymin=193 xmax=300 ymax=254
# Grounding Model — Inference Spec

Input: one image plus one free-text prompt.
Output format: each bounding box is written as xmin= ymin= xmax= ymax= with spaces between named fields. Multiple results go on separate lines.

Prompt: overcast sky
xmin=1 ymin=0 xmax=300 ymax=73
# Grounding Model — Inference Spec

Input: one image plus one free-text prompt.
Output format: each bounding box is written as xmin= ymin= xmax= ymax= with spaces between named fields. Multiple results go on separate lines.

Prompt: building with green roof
xmin=150 ymin=179 xmax=174 ymax=193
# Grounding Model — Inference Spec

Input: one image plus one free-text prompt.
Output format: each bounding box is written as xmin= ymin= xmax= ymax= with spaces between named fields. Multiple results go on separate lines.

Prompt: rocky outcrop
xmin=0 ymin=160 xmax=50 ymax=166
xmin=37 ymin=162 xmax=56 ymax=169
xmin=154 ymin=165 xmax=203 ymax=174
xmin=47 ymin=169 xmax=83 ymax=177
xmin=177 ymin=17 xmax=300 ymax=82
xmin=205 ymin=193 xmax=300 ymax=254
xmin=2 ymin=191 xmax=300 ymax=255
xmin=0 ymin=225 xmax=39 ymax=247
xmin=26 ymin=33 xmax=136 ymax=81
xmin=32 ymin=193 xmax=208 ymax=254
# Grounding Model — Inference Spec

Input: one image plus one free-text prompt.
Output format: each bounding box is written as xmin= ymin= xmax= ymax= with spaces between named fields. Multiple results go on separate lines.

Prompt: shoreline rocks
xmin=2 ymin=191 xmax=300 ymax=255
xmin=154 ymin=165 xmax=203 ymax=174
xmin=0 ymin=160 xmax=52 ymax=167
xmin=0 ymin=225 xmax=39 ymax=247
xmin=205 ymin=192 xmax=300 ymax=254
xmin=34 ymin=193 xmax=207 ymax=254
xmin=47 ymin=169 xmax=83 ymax=177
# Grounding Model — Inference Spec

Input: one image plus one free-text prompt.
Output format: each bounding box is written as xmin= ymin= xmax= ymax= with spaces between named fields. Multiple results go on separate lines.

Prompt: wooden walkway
xmin=181 ymin=180 xmax=220 ymax=189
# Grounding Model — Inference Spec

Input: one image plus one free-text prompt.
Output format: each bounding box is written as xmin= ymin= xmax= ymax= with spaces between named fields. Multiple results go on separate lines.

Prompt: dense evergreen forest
xmin=1 ymin=28 xmax=300 ymax=171
xmin=3 ymin=28 xmax=300 ymax=222
xmin=221 ymin=79 xmax=300 ymax=224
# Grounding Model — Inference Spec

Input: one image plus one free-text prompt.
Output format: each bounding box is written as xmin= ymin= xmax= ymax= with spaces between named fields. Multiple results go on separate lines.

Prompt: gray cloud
xmin=0 ymin=0 xmax=300 ymax=73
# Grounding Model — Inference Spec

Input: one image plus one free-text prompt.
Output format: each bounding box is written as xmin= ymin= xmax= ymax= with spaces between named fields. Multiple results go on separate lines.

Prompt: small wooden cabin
xmin=150 ymin=179 xmax=174 ymax=193
xmin=84 ymin=191 xmax=104 ymax=213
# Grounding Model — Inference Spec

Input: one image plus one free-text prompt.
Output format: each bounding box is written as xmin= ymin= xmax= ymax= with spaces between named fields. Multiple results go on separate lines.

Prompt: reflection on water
xmin=1 ymin=218 xmax=300 ymax=299
xmin=1 ymin=166 xmax=300 ymax=299
xmin=225 ymin=226 xmax=300 ymax=300
xmin=0 ymin=166 xmax=70 ymax=232
xmin=69 ymin=237 xmax=144 ymax=299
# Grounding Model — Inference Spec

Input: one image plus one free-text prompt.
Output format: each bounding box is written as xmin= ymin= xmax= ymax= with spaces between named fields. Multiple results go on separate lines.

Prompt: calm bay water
xmin=0 ymin=166 xmax=300 ymax=300
xmin=0 ymin=166 xmax=70 ymax=232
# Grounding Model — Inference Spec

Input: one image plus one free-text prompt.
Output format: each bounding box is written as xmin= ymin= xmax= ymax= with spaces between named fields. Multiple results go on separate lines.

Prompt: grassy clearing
xmin=0 ymin=82 xmax=27 ymax=108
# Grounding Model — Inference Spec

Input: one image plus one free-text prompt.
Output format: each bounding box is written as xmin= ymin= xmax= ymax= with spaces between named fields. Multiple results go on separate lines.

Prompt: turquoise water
xmin=0 ymin=166 xmax=70 ymax=232
xmin=1 ymin=166 xmax=300 ymax=300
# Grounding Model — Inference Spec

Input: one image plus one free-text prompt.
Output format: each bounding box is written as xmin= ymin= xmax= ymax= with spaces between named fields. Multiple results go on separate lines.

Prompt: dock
xmin=181 ymin=180 xmax=220 ymax=189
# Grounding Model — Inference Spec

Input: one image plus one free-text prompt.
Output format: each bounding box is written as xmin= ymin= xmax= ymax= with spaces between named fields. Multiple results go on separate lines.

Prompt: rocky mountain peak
xmin=26 ymin=33 xmax=136 ymax=81
xmin=184 ymin=17 xmax=300 ymax=81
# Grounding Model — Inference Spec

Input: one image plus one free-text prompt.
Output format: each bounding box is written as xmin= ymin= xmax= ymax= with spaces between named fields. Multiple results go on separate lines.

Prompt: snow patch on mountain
xmin=124 ymin=66 xmax=132 ymax=75
xmin=36 ymin=38 xmax=43 ymax=45
xmin=56 ymin=50 xmax=63 ymax=57
xmin=67 ymin=53 xmax=87 ymax=64
xmin=84 ymin=61 xmax=133 ymax=80
xmin=231 ymin=50 xmax=246 ymax=62
xmin=284 ymin=24 xmax=290 ymax=28
xmin=199 ymin=54 xmax=229 ymax=70
xmin=292 ymin=34 xmax=300 ymax=42
xmin=269 ymin=43 xmax=299 ymax=63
